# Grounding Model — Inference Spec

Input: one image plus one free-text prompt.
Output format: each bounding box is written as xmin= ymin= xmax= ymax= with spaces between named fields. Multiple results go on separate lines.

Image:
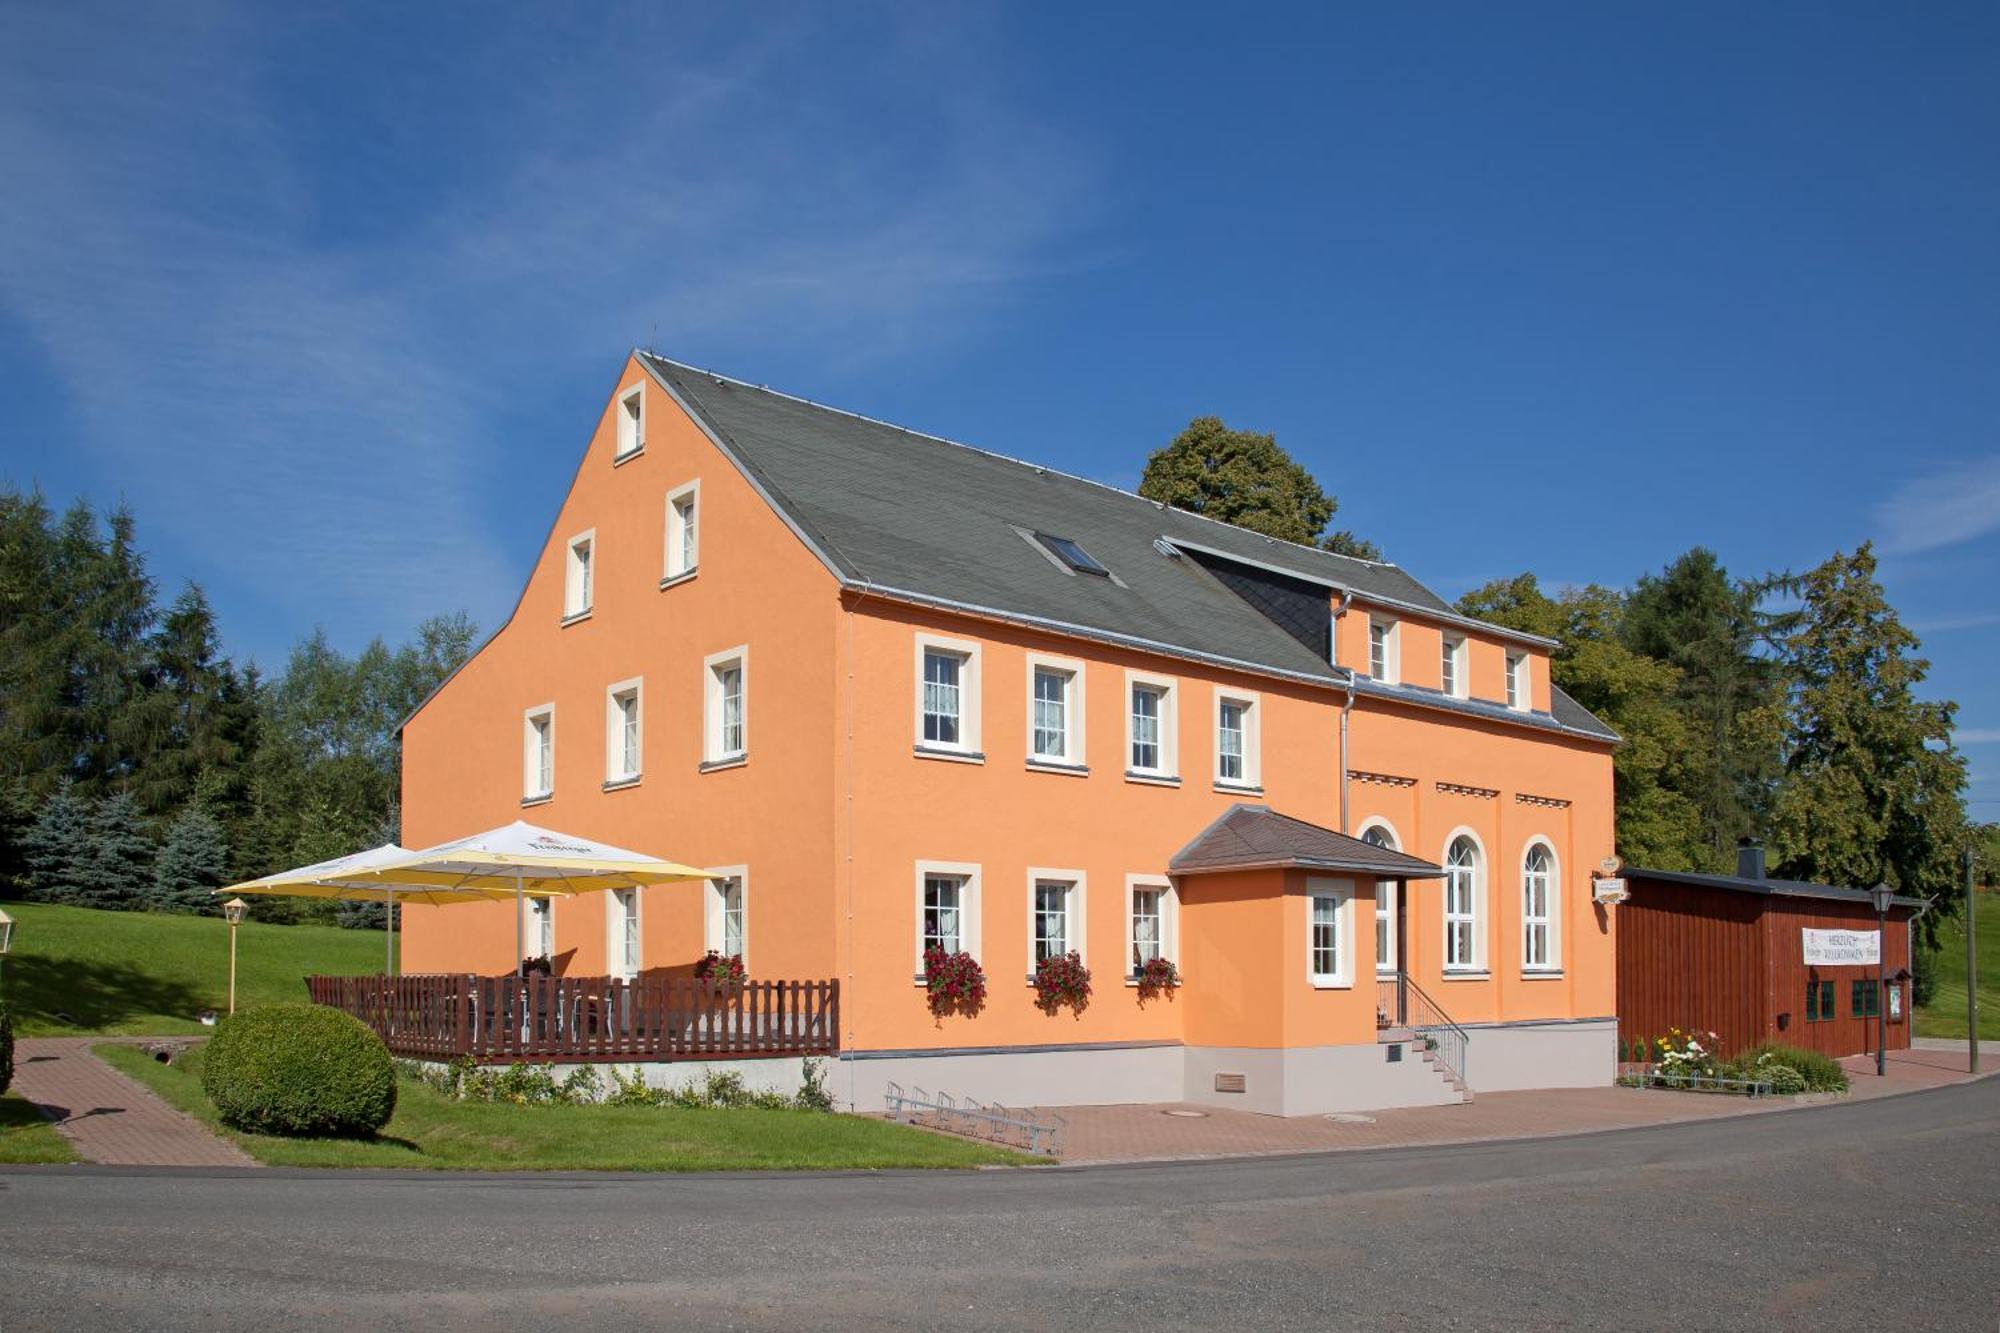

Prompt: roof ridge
xmin=638 ymin=352 xmax=1408 ymax=576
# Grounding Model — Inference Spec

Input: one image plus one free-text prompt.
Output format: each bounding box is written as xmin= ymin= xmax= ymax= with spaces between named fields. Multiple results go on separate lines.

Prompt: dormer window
xmin=616 ymin=384 xmax=645 ymax=460
xmin=1442 ymin=634 xmax=1467 ymax=699
xmin=1505 ymin=651 xmax=1529 ymax=711
xmin=1367 ymin=617 xmax=1398 ymax=683
xmin=1034 ymin=532 xmax=1110 ymax=577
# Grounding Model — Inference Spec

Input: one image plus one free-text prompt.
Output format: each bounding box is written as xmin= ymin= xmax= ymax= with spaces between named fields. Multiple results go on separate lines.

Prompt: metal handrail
xmin=1379 ymin=971 xmax=1471 ymax=1087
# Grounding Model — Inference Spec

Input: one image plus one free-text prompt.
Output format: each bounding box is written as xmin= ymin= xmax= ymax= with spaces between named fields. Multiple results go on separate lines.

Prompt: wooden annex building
xmin=1615 ymin=845 xmax=1923 ymax=1060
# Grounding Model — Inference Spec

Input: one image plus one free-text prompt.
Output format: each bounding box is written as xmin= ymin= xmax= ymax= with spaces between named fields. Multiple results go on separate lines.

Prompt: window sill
xmin=601 ymin=776 xmax=643 ymax=792
xmin=1213 ymin=780 xmax=1264 ymax=797
xmin=1124 ymin=770 xmax=1181 ymax=788
xmin=1123 ymin=972 xmax=1185 ymax=987
xmin=659 ymin=568 xmax=697 ymax=591
xmin=520 ymin=793 xmax=553 ymax=809
xmin=561 ymin=610 xmax=593 ymax=628
xmin=698 ymin=755 xmax=747 ymax=774
xmin=1439 ymin=970 xmax=1490 ymax=981
xmin=1310 ymin=978 xmax=1354 ymax=990
xmin=1026 ymin=758 xmax=1089 ymax=777
xmin=914 ymin=745 xmax=985 ymax=765
xmin=613 ymin=445 xmax=646 ymax=467
xmin=1520 ymin=969 xmax=1565 ymax=980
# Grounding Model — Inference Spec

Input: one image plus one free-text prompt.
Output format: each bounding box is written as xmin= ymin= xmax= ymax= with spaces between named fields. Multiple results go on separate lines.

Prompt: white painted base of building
xmin=404 ymin=1017 xmax=1617 ymax=1117
xmin=830 ymin=1017 xmax=1617 ymax=1117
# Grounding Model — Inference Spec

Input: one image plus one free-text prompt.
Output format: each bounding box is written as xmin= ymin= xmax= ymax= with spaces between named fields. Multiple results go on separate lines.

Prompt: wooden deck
xmin=306 ymin=973 xmax=839 ymax=1063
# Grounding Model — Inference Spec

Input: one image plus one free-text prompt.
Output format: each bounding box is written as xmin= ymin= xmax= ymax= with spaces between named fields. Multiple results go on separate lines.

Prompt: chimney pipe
xmin=1736 ymin=839 xmax=1766 ymax=881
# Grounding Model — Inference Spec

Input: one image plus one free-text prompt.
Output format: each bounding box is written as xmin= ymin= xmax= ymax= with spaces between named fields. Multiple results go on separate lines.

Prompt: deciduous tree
xmin=1139 ymin=417 xmax=1381 ymax=559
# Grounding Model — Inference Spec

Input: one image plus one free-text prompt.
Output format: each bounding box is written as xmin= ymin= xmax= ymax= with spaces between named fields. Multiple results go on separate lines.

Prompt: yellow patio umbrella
xmin=371 ymin=821 xmax=715 ymax=970
xmin=218 ymin=843 xmax=542 ymax=975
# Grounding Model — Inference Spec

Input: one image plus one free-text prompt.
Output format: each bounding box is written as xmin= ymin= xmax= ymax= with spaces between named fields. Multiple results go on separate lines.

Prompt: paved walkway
xmin=10 ymin=1038 xmax=256 ymax=1168
xmin=1041 ymin=1044 xmax=1993 ymax=1164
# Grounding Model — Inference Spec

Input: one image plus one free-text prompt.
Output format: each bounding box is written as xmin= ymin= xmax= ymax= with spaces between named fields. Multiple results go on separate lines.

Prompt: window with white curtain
xmin=526 ymin=895 xmax=554 ymax=958
xmin=523 ymin=705 xmax=554 ymax=800
xmin=704 ymin=647 xmax=747 ymax=764
xmin=616 ymin=384 xmax=644 ymax=458
xmin=564 ymin=532 xmax=595 ymax=620
xmin=665 ymin=480 xmax=700 ymax=580
xmin=1442 ymin=634 xmax=1467 ymax=698
xmin=1033 ymin=879 xmax=1074 ymax=965
xmin=1130 ymin=887 xmax=1163 ymax=970
xmin=1523 ymin=843 xmax=1557 ymax=971
xmin=1506 ymin=651 xmax=1528 ymax=710
xmin=1032 ymin=667 xmax=1070 ymax=760
xmin=1368 ymin=617 xmax=1398 ymax=682
xmin=605 ymin=679 xmax=642 ymax=784
xmin=923 ymin=875 xmax=964 ymax=954
xmin=718 ymin=876 xmax=744 ymax=958
xmin=1445 ymin=836 xmax=1483 ymax=971
xmin=610 ymin=888 xmax=639 ymax=978
xmin=1363 ymin=825 xmax=1398 ymax=974
xmin=1307 ymin=883 xmax=1351 ymax=986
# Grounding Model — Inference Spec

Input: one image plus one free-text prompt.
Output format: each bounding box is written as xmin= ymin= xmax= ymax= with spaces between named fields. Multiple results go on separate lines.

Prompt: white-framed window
xmin=703 ymin=646 xmax=748 ymax=764
xmin=1443 ymin=833 xmax=1486 ymax=972
xmin=665 ymin=480 xmax=699 ymax=581
xmin=914 ymin=860 xmax=981 ymax=974
xmin=1360 ymin=821 xmax=1399 ymax=975
xmin=525 ymin=895 xmax=555 ymax=958
xmin=1368 ymin=616 xmax=1398 ymax=683
xmin=1125 ymin=671 xmax=1178 ymax=778
xmin=615 ymin=383 xmax=645 ymax=460
xmin=1213 ymin=688 xmax=1261 ymax=789
xmin=1522 ymin=841 xmax=1560 ymax=973
xmin=914 ymin=634 xmax=981 ymax=755
xmin=1505 ymin=651 xmax=1529 ymax=710
xmin=522 ymin=704 xmax=555 ymax=801
xmin=1026 ymin=869 xmax=1086 ymax=972
xmin=1441 ymin=634 xmax=1467 ymax=699
xmin=705 ymin=866 xmax=748 ymax=963
xmin=604 ymin=677 xmax=643 ymax=784
xmin=564 ymin=530 xmax=595 ymax=621
xmin=1126 ymin=875 xmax=1177 ymax=976
xmin=1307 ymin=878 xmax=1354 ymax=987
xmin=1025 ymin=653 xmax=1085 ymax=767
xmin=607 ymin=887 xmax=640 ymax=979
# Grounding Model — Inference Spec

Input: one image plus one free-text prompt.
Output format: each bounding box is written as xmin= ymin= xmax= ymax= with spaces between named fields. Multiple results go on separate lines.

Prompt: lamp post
xmin=0 ymin=904 xmax=13 ymax=987
xmin=1869 ymin=883 xmax=1894 ymax=1078
xmin=223 ymin=897 xmax=249 ymax=1015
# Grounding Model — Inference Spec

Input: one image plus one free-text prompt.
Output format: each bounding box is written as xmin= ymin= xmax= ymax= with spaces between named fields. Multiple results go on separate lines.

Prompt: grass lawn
xmin=1916 ymin=887 xmax=1999 ymax=1040
xmin=1 ymin=901 xmax=389 ymax=1036
xmin=99 ymin=1045 xmax=1032 ymax=1171
xmin=0 ymin=1090 xmax=77 ymax=1164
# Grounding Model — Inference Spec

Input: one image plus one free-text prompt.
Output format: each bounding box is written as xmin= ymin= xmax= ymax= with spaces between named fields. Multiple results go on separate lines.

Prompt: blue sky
xmin=2 ymin=2 xmax=1996 ymax=816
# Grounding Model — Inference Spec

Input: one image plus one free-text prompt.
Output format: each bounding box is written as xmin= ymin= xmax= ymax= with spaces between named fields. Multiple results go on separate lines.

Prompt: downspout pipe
xmin=1331 ymin=587 xmax=1353 ymax=834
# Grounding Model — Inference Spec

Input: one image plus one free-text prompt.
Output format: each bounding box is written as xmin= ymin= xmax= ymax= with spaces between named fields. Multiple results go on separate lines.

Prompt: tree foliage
xmin=1139 ymin=416 xmax=1382 ymax=560
xmin=0 ymin=485 xmax=473 ymax=925
xmin=1766 ymin=545 xmax=1968 ymax=944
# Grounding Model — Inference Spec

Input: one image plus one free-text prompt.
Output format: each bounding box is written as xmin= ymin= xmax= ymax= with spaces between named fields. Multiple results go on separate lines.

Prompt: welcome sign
xmin=1802 ymin=928 xmax=1880 ymax=966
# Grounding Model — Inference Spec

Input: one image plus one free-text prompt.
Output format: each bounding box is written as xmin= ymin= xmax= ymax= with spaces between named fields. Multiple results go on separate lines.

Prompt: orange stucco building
xmin=398 ymin=352 xmax=1621 ymax=1115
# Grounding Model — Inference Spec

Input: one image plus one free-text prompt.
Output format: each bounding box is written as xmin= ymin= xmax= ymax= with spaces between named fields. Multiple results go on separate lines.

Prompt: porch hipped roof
xmin=1169 ymin=804 xmax=1447 ymax=879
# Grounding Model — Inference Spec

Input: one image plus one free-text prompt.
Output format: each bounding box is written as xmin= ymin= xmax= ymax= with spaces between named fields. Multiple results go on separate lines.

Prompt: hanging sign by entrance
xmin=1802 ymin=927 xmax=1880 ymax=966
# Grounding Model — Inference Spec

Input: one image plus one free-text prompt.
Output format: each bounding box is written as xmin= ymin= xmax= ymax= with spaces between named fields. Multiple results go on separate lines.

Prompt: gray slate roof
xmin=1625 ymin=867 xmax=1925 ymax=910
xmin=639 ymin=353 xmax=1616 ymax=741
xmin=1170 ymin=804 xmax=1447 ymax=878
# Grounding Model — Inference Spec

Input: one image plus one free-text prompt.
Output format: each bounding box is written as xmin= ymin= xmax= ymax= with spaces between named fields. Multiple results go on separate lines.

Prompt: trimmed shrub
xmin=0 ymin=999 xmax=13 ymax=1095
xmin=1762 ymin=1064 xmax=1808 ymax=1095
xmin=202 ymin=1003 xmax=396 ymax=1136
xmin=1745 ymin=1041 xmax=1849 ymax=1093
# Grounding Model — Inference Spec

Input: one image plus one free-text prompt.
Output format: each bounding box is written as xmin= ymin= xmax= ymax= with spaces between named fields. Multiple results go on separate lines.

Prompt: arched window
xmin=1362 ymin=824 xmax=1397 ymax=975
xmin=1444 ymin=835 xmax=1482 ymax=971
xmin=1522 ymin=843 xmax=1558 ymax=972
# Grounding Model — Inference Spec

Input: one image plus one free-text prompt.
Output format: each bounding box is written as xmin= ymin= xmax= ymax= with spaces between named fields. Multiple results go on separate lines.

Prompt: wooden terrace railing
xmin=305 ymin=973 xmax=840 ymax=1064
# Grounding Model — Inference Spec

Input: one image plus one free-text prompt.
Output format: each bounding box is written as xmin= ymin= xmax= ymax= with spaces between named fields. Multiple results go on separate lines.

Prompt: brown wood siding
xmin=1616 ymin=880 xmax=1766 ymax=1057
xmin=1763 ymin=898 xmax=1912 ymax=1060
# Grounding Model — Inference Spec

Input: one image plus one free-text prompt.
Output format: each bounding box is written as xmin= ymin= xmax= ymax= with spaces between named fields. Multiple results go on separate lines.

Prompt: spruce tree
xmin=1769 ymin=544 xmax=1969 ymax=953
xmin=152 ymin=800 xmax=230 ymax=914
xmin=21 ymin=781 xmax=94 ymax=903
xmin=75 ymin=790 xmax=154 ymax=910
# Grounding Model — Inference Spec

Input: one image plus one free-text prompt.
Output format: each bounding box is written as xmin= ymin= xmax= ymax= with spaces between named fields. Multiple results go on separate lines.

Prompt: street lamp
xmin=223 ymin=897 xmax=249 ymax=1015
xmin=1869 ymin=882 xmax=1895 ymax=1078
xmin=0 ymin=904 xmax=13 ymax=986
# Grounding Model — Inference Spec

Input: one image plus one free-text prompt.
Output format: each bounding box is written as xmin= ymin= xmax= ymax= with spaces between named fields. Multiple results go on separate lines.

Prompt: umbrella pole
xmin=515 ymin=871 xmax=525 ymax=974
xmin=386 ymin=889 xmax=395 ymax=978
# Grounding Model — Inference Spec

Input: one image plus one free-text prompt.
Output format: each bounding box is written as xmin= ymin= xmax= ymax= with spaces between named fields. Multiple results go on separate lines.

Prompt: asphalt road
xmin=2 ymin=1081 xmax=1996 ymax=1332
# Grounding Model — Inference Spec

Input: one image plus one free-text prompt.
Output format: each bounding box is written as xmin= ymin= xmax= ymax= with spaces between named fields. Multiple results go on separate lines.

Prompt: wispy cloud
xmin=1876 ymin=454 xmax=2000 ymax=556
xmin=0 ymin=5 xmax=1097 ymax=659
xmin=1910 ymin=611 xmax=2000 ymax=633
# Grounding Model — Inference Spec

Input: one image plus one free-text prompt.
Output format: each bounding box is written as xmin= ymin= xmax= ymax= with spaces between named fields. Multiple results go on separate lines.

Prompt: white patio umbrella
xmin=376 ymin=821 xmax=715 ymax=970
xmin=218 ymin=843 xmax=534 ymax=975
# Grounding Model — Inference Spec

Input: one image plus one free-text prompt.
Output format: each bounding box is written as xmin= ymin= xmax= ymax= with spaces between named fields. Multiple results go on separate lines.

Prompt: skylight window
xmin=1035 ymin=532 xmax=1109 ymax=577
